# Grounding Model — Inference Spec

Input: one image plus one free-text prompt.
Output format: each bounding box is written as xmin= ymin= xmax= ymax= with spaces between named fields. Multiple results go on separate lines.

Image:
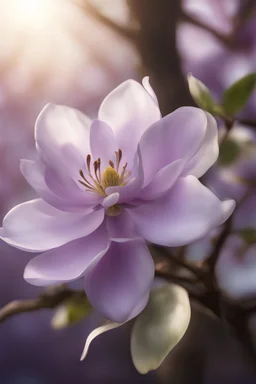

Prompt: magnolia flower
xmin=0 ymin=77 xmax=235 ymax=323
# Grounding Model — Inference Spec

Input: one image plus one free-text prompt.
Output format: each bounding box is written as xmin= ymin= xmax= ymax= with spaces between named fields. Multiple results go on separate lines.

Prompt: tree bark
xmin=128 ymin=0 xmax=194 ymax=115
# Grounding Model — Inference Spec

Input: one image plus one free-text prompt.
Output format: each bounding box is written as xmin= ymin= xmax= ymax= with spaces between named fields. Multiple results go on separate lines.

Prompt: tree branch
xmin=128 ymin=0 xmax=194 ymax=115
xmin=180 ymin=11 xmax=232 ymax=47
xmin=152 ymin=244 xmax=206 ymax=279
xmin=81 ymin=0 xmax=138 ymax=41
xmin=237 ymin=118 xmax=256 ymax=129
xmin=0 ymin=286 xmax=84 ymax=324
xmin=207 ymin=216 xmax=233 ymax=276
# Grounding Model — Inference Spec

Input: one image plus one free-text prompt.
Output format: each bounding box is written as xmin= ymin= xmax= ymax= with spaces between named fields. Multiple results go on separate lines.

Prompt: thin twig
xmin=152 ymin=245 xmax=206 ymax=279
xmin=237 ymin=118 xmax=256 ymax=129
xmin=155 ymin=269 xmax=204 ymax=302
xmin=0 ymin=286 xmax=84 ymax=324
xmin=207 ymin=216 xmax=233 ymax=275
xmin=80 ymin=0 xmax=138 ymax=41
xmin=180 ymin=11 xmax=232 ymax=47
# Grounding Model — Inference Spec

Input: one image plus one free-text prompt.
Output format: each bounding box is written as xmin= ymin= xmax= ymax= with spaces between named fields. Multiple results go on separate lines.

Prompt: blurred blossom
xmin=182 ymin=0 xmax=238 ymax=34
xmin=178 ymin=0 xmax=256 ymax=118
xmin=0 ymin=77 xmax=234 ymax=323
xmin=0 ymin=0 xmax=138 ymax=103
xmin=216 ymin=236 xmax=256 ymax=300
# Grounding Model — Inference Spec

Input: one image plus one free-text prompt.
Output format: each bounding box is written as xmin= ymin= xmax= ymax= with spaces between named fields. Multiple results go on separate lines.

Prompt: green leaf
xmin=218 ymin=138 xmax=241 ymax=165
xmin=51 ymin=296 xmax=92 ymax=329
xmin=222 ymin=73 xmax=256 ymax=116
xmin=131 ymin=284 xmax=191 ymax=374
xmin=187 ymin=74 xmax=217 ymax=112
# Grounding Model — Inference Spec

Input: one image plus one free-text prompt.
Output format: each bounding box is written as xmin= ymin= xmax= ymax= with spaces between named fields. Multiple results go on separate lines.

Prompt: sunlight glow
xmin=8 ymin=0 xmax=57 ymax=31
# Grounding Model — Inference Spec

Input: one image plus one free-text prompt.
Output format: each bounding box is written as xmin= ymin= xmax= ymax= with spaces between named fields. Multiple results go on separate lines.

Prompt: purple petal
xmin=89 ymin=119 xmax=117 ymax=167
xmin=106 ymin=150 xmax=144 ymax=203
xmin=24 ymin=224 xmax=109 ymax=286
xmin=139 ymin=107 xmax=208 ymax=186
xmin=139 ymin=159 xmax=185 ymax=200
xmin=35 ymin=104 xmax=91 ymax=177
xmin=0 ymin=199 xmax=105 ymax=252
xmin=84 ymin=239 xmax=154 ymax=322
xmin=20 ymin=159 xmax=96 ymax=212
xmin=182 ymin=112 xmax=219 ymax=177
xmin=98 ymin=79 xmax=161 ymax=164
xmin=129 ymin=176 xmax=235 ymax=246
xmin=44 ymin=166 xmax=102 ymax=208
xmin=106 ymin=209 xmax=138 ymax=239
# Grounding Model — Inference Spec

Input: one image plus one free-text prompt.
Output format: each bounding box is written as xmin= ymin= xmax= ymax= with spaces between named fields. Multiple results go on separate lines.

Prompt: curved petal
xmin=24 ymin=224 xmax=109 ymax=286
xmin=99 ymin=79 xmax=161 ymax=164
xmin=89 ymin=119 xmax=117 ymax=167
xmin=20 ymin=159 xmax=61 ymax=205
xmin=80 ymin=292 xmax=149 ymax=361
xmin=139 ymin=159 xmax=185 ymax=201
xmin=20 ymin=159 xmax=96 ymax=212
xmin=139 ymin=107 xmax=208 ymax=186
xmin=35 ymin=104 xmax=91 ymax=177
xmin=142 ymin=77 xmax=159 ymax=106
xmin=129 ymin=176 xmax=235 ymax=246
xmin=103 ymin=193 xmax=120 ymax=209
xmin=80 ymin=293 xmax=149 ymax=361
xmin=182 ymin=112 xmax=219 ymax=177
xmin=80 ymin=322 xmax=122 ymax=361
xmin=0 ymin=199 xmax=105 ymax=252
xmin=84 ymin=239 xmax=154 ymax=323
xmin=44 ymin=166 xmax=102 ymax=208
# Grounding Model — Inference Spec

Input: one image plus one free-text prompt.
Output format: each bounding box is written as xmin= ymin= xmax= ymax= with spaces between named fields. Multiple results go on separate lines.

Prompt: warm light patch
xmin=8 ymin=0 xmax=56 ymax=31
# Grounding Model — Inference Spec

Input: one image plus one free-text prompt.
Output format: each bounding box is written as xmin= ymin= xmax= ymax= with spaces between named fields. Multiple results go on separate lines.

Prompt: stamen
xmin=120 ymin=162 xmax=128 ymax=180
xmin=97 ymin=158 xmax=102 ymax=182
xmin=78 ymin=180 xmax=95 ymax=190
xmin=79 ymin=170 xmax=94 ymax=188
xmin=93 ymin=160 xmax=101 ymax=184
xmin=86 ymin=154 xmax=92 ymax=176
xmin=115 ymin=149 xmax=122 ymax=172
xmin=79 ymin=148 xmax=130 ymax=202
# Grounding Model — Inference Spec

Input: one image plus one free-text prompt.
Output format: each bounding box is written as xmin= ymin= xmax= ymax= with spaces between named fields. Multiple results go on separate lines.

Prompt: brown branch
xmin=155 ymin=268 xmax=204 ymax=303
xmin=207 ymin=216 xmax=233 ymax=276
xmin=80 ymin=0 xmax=138 ymax=41
xmin=0 ymin=286 xmax=85 ymax=324
xmin=237 ymin=118 xmax=256 ymax=129
xmin=128 ymin=0 xmax=194 ymax=115
xmin=152 ymin=244 xmax=206 ymax=279
xmin=180 ymin=11 xmax=232 ymax=47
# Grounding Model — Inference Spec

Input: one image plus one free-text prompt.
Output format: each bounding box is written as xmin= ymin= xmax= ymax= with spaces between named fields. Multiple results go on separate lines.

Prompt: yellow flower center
xmin=78 ymin=149 xmax=130 ymax=198
xmin=101 ymin=166 xmax=121 ymax=190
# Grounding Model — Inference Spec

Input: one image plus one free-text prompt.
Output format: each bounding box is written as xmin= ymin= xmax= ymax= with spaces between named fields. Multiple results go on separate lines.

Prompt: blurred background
xmin=0 ymin=0 xmax=255 ymax=383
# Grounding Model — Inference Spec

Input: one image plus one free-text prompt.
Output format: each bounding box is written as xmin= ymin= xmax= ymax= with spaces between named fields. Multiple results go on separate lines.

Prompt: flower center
xmin=78 ymin=149 xmax=130 ymax=197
